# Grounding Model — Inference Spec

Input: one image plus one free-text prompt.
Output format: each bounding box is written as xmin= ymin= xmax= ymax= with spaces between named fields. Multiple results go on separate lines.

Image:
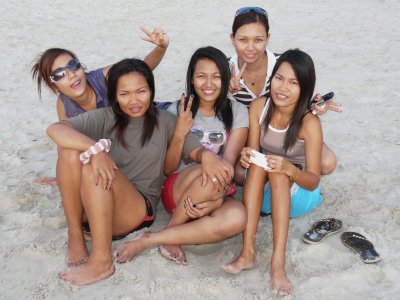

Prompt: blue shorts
xmin=261 ymin=182 xmax=323 ymax=218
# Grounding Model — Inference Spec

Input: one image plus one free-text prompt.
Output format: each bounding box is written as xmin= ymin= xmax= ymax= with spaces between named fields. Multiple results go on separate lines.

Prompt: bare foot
xmin=65 ymin=232 xmax=89 ymax=267
xmin=33 ymin=177 xmax=58 ymax=186
xmin=159 ymin=244 xmax=187 ymax=265
xmin=58 ymin=258 xmax=115 ymax=286
xmin=114 ymin=232 xmax=150 ymax=263
xmin=270 ymin=263 xmax=293 ymax=296
xmin=221 ymin=254 xmax=255 ymax=275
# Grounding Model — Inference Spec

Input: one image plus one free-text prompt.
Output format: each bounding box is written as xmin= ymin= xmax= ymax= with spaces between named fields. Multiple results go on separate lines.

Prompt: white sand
xmin=1 ymin=0 xmax=399 ymax=299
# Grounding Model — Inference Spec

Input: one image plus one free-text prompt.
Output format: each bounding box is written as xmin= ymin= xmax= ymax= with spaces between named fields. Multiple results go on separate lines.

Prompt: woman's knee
xmin=321 ymin=149 xmax=337 ymax=175
xmin=215 ymin=201 xmax=247 ymax=236
xmin=268 ymin=172 xmax=289 ymax=188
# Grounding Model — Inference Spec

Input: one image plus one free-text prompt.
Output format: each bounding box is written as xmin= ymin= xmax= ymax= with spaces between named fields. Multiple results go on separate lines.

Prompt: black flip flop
xmin=341 ymin=232 xmax=381 ymax=263
xmin=303 ymin=218 xmax=343 ymax=244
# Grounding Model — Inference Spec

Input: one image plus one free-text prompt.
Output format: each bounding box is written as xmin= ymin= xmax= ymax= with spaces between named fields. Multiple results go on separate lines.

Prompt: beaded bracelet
xmin=79 ymin=139 xmax=112 ymax=164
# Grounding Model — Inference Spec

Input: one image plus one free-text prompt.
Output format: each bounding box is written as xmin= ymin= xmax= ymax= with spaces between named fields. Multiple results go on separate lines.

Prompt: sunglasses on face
xmin=191 ymin=128 xmax=226 ymax=146
xmin=235 ymin=7 xmax=268 ymax=18
xmin=49 ymin=59 xmax=82 ymax=83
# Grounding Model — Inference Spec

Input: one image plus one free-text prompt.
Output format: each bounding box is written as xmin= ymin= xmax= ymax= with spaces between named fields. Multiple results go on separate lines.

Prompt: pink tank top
xmin=259 ymin=99 xmax=306 ymax=170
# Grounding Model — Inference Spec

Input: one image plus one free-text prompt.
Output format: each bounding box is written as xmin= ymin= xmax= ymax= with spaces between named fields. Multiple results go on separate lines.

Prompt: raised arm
xmin=164 ymin=95 xmax=193 ymax=175
xmin=140 ymin=26 xmax=169 ymax=71
xmin=103 ymin=27 xmax=169 ymax=77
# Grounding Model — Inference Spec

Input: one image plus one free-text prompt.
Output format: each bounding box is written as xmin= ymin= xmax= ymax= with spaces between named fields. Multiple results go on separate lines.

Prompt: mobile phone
xmin=310 ymin=92 xmax=334 ymax=107
xmin=320 ymin=91 xmax=334 ymax=103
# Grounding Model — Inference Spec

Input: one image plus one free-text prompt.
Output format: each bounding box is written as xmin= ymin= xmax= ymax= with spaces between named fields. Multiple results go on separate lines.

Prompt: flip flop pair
xmin=303 ymin=218 xmax=381 ymax=264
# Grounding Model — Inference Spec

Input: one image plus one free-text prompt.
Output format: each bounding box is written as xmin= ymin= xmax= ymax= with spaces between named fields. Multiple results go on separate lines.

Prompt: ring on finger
xmin=212 ymin=177 xmax=218 ymax=183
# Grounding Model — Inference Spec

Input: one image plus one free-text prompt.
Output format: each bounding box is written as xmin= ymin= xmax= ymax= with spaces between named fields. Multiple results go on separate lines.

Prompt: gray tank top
xmin=259 ymin=99 xmax=306 ymax=170
xmin=60 ymin=68 xmax=109 ymax=118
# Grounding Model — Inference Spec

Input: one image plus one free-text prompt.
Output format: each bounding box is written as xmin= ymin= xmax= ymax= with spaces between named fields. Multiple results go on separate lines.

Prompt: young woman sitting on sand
xmin=46 ymin=58 xmax=229 ymax=286
xmin=31 ymin=27 xmax=168 ymax=185
xmin=114 ymin=46 xmax=248 ymax=266
xmin=227 ymin=7 xmax=340 ymax=182
xmin=222 ymin=49 xmax=324 ymax=296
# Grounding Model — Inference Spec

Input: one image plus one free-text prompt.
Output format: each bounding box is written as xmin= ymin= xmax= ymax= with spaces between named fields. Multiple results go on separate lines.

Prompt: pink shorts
xmin=161 ymin=172 xmax=179 ymax=215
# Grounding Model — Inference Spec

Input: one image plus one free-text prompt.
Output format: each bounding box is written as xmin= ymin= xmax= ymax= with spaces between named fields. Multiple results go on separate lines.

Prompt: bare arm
xmin=223 ymin=127 xmax=248 ymax=167
xmin=164 ymin=96 xmax=193 ymax=175
xmin=239 ymin=98 xmax=265 ymax=168
xmin=102 ymin=27 xmax=169 ymax=77
xmin=140 ymin=26 xmax=169 ymax=71
xmin=266 ymin=114 xmax=322 ymax=190
xmin=56 ymin=97 xmax=67 ymax=121
xmin=46 ymin=121 xmax=96 ymax=150
xmin=188 ymin=147 xmax=233 ymax=189
xmin=47 ymin=120 xmax=118 ymax=190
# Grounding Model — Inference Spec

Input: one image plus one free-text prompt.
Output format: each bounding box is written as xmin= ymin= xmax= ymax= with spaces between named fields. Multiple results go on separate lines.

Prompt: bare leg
xmin=222 ymin=165 xmax=267 ymax=274
xmin=159 ymin=165 xmax=224 ymax=264
xmin=59 ymin=166 xmax=147 ymax=286
xmin=57 ymin=147 xmax=88 ymax=267
xmin=269 ymin=173 xmax=293 ymax=296
xmin=114 ymin=198 xmax=246 ymax=264
xmin=321 ymin=143 xmax=336 ymax=175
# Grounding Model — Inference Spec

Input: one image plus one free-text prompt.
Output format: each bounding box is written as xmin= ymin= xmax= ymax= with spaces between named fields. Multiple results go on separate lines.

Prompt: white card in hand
xmin=249 ymin=150 xmax=271 ymax=169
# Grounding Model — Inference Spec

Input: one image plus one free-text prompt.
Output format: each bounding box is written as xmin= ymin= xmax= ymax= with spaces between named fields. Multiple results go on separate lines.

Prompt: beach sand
xmin=1 ymin=0 xmax=399 ymax=299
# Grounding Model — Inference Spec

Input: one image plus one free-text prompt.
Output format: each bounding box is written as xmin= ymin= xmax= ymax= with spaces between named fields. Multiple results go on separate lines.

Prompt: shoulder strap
xmin=259 ymin=98 xmax=270 ymax=125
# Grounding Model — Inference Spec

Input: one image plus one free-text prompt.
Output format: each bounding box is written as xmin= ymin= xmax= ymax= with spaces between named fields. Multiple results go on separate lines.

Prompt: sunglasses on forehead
xmin=235 ymin=7 xmax=268 ymax=18
xmin=49 ymin=59 xmax=82 ymax=83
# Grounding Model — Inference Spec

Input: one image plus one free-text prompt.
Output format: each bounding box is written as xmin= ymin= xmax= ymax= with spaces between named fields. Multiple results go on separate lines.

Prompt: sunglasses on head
xmin=235 ymin=7 xmax=268 ymax=18
xmin=49 ymin=59 xmax=82 ymax=83
xmin=191 ymin=128 xmax=226 ymax=146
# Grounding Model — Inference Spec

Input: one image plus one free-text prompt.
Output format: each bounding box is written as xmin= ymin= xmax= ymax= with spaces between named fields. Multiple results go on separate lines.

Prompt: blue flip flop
xmin=303 ymin=218 xmax=343 ymax=244
xmin=341 ymin=232 xmax=381 ymax=263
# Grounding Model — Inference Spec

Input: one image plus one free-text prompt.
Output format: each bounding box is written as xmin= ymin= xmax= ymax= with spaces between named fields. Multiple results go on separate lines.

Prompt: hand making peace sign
xmin=174 ymin=93 xmax=194 ymax=139
xmin=229 ymin=62 xmax=247 ymax=93
xmin=140 ymin=26 xmax=169 ymax=49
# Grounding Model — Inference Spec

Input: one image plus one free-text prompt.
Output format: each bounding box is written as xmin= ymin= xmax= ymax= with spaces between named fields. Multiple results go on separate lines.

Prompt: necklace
xmin=245 ymin=54 xmax=267 ymax=86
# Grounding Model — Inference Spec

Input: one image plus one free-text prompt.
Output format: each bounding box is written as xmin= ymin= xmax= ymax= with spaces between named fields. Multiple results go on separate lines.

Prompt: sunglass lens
xmin=68 ymin=59 xmax=81 ymax=72
xmin=50 ymin=69 xmax=67 ymax=82
xmin=235 ymin=7 xmax=267 ymax=18
xmin=208 ymin=132 xmax=225 ymax=145
xmin=191 ymin=129 xmax=204 ymax=140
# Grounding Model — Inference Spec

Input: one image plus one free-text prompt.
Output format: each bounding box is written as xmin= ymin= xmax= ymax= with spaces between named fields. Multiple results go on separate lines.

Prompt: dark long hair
xmin=31 ymin=48 xmax=78 ymax=97
xmin=264 ymin=49 xmax=316 ymax=152
xmin=232 ymin=9 xmax=269 ymax=37
xmin=107 ymin=58 xmax=158 ymax=148
xmin=184 ymin=46 xmax=233 ymax=131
